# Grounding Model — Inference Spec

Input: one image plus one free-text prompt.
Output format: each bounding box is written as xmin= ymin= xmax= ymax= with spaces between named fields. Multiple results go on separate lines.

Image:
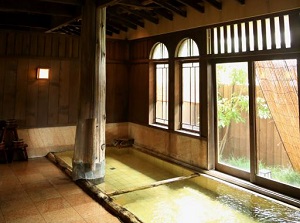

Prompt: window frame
xmin=175 ymin=38 xmax=201 ymax=135
xmin=179 ymin=60 xmax=200 ymax=133
xmin=149 ymin=42 xmax=169 ymax=128
xmin=212 ymin=54 xmax=300 ymax=201
xmin=154 ymin=62 xmax=169 ymax=126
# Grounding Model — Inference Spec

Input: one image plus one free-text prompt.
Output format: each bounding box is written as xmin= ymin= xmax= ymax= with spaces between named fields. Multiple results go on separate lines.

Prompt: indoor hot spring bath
xmin=48 ymin=147 xmax=300 ymax=223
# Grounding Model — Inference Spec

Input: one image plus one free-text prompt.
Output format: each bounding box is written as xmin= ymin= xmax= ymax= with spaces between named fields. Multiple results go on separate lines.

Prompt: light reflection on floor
xmin=54 ymin=147 xmax=300 ymax=223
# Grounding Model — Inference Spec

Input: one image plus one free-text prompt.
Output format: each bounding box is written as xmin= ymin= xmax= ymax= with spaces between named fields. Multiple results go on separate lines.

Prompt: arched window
xmin=176 ymin=38 xmax=200 ymax=132
xmin=177 ymin=38 xmax=199 ymax=57
xmin=151 ymin=42 xmax=169 ymax=59
xmin=150 ymin=42 xmax=169 ymax=126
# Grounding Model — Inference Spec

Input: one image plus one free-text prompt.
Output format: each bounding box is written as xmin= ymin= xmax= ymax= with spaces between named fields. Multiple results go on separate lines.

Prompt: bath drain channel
xmin=107 ymin=172 xmax=201 ymax=196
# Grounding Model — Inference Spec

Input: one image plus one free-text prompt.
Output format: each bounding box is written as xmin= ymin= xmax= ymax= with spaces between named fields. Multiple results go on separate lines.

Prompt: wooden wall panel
xmin=22 ymin=34 xmax=30 ymax=56
xmin=37 ymin=60 xmax=51 ymax=126
xmin=2 ymin=60 xmax=17 ymax=118
xmin=0 ymin=60 xmax=5 ymax=116
xmin=0 ymin=31 xmax=81 ymax=128
xmin=0 ymin=31 xmax=129 ymax=128
xmin=26 ymin=60 xmax=39 ymax=127
xmin=58 ymin=60 xmax=70 ymax=124
xmin=45 ymin=36 xmax=52 ymax=57
xmin=51 ymin=35 xmax=59 ymax=57
xmin=48 ymin=60 xmax=60 ymax=125
xmin=30 ymin=34 xmax=38 ymax=56
xmin=128 ymin=63 xmax=149 ymax=125
xmin=58 ymin=36 xmax=66 ymax=58
xmin=68 ymin=61 xmax=80 ymax=123
xmin=6 ymin=33 xmax=15 ymax=56
xmin=0 ymin=32 xmax=6 ymax=55
xmin=15 ymin=59 xmax=29 ymax=126
xmin=106 ymin=63 xmax=128 ymax=123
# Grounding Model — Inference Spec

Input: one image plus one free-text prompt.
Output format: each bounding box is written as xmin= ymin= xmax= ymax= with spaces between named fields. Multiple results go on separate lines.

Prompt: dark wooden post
xmin=72 ymin=0 xmax=106 ymax=182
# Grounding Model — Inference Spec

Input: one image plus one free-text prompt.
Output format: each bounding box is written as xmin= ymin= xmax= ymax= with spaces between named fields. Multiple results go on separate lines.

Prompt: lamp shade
xmin=37 ymin=68 xmax=50 ymax=79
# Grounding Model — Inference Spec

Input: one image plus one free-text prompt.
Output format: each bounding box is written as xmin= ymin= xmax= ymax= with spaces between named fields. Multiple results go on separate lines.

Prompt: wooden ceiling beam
xmin=236 ymin=0 xmax=245 ymax=4
xmin=107 ymin=20 xmax=128 ymax=32
xmin=0 ymin=13 xmax=52 ymax=30
xmin=153 ymin=8 xmax=173 ymax=20
xmin=96 ymin=0 xmax=122 ymax=8
xmin=46 ymin=16 xmax=80 ymax=33
xmin=123 ymin=7 xmax=159 ymax=24
xmin=176 ymin=0 xmax=204 ymax=13
xmin=106 ymin=25 xmax=120 ymax=34
xmin=38 ymin=0 xmax=82 ymax=6
xmin=0 ymin=1 xmax=80 ymax=17
xmin=153 ymin=0 xmax=186 ymax=17
xmin=108 ymin=14 xmax=138 ymax=30
xmin=205 ymin=0 xmax=222 ymax=10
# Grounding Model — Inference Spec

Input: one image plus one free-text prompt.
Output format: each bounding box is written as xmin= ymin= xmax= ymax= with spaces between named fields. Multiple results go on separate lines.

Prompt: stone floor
xmin=0 ymin=158 xmax=121 ymax=223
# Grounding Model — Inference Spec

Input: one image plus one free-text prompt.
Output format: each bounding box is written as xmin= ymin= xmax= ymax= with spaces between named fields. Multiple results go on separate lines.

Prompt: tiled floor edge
xmin=46 ymin=152 xmax=143 ymax=223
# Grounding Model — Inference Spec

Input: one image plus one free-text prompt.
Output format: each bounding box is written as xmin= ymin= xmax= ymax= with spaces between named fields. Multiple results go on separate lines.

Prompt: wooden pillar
xmin=72 ymin=0 xmax=106 ymax=182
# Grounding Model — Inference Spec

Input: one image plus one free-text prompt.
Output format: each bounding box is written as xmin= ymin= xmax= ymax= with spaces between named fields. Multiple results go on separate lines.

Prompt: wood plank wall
xmin=0 ymin=31 xmax=129 ymax=128
xmin=106 ymin=39 xmax=129 ymax=123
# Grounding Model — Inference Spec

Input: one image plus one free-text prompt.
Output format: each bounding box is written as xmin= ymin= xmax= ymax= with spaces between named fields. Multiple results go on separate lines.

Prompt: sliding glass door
xmin=255 ymin=59 xmax=300 ymax=189
xmin=215 ymin=59 xmax=300 ymax=192
xmin=216 ymin=62 xmax=250 ymax=178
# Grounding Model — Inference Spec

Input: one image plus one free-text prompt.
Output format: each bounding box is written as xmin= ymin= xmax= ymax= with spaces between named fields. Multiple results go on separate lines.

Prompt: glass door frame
xmin=213 ymin=59 xmax=253 ymax=182
xmin=212 ymin=55 xmax=300 ymax=201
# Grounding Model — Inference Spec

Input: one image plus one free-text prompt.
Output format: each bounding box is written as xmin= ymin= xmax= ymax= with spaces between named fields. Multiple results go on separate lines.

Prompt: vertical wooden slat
xmin=65 ymin=37 xmax=73 ymax=58
xmin=230 ymin=24 xmax=235 ymax=53
xmin=238 ymin=23 xmax=242 ymax=53
xmin=270 ymin=17 xmax=276 ymax=50
xmin=47 ymin=60 xmax=60 ymax=125
xmin=51 ymin=36 xmax=59 ymax=57
xmin=44 ymin=35 xmax=52 ymax=57
xmin=0 ymin=32 xmax=7 ymax=55
xmin=30 ymin=33 xmax=38 ymax=56
xmin=72 ymin=37 xmax=79 ymax=58
xmin=37 ymin=60 xmax=50 ymax=126
xmin=279 ymin=15 xmax=285 ymax=49
xmin=26 ymin=61 xmax=39 ymax=127
xmin=261 ymin=19 xmax=267 ymax=50
xmin=0 ymin=59 xmax=5 ymax=116
xmin=253 ymin=20 xmax=258 ymax=51
xmin=58 ymin=36 xmax=66 ymax=58
xmin=6 ymin=33 xmax=15 ymax=56
xmin=245 ymin=22 xmax=250 ymax=52
xmin=289 ymin=11 xmax=300 ymax=49
xmin=37 ymin=35 xmax=46 ymax=56
xmin=2 ymin=59 xmax=17 ymax=119
xmin=58 ymin=60 xmax=70 ymax=124
xmin=68 ymin=61 xmax=80 ymax=123
xmin=15 ymin=59 xmax=29 ymax=127
xmin=14 ymin=33 xmax=23 ymax=56
xmin=22 ymin=33 xmax=30 ymax=56
xmin=224 ymin=25 xmax=229 ymax=54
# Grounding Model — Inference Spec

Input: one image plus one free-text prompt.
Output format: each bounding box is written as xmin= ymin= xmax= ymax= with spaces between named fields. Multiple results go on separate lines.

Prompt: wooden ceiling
xmin=0 ymin=0 xmax=245 ymax=36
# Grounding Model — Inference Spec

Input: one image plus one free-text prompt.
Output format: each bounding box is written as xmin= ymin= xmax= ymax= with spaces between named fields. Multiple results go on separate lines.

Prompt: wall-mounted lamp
xmin=37 ymin=68 xmax=50 ymax=79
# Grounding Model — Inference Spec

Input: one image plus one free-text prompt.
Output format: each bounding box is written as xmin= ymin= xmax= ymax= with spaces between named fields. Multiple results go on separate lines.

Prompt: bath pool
xmin=53 ymin=147 xmax=300 ymax=223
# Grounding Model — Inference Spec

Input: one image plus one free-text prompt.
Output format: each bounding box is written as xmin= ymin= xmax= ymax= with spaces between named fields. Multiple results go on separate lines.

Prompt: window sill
xmin=175 ymin=129 xmax=200 ymax=137
xmin=149 ymin=123 xmax=168 ymax=130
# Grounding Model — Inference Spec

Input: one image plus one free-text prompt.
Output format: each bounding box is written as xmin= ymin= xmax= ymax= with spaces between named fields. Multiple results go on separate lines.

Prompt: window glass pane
xmin=178 ymin=39 xmax=199 ymax=57
xmin=216 ymin=62 xmax=250 ymax=171
xmin=152 ymin=43 xmax=169 ymax=59
xmin=155 ymin=64 xmax=169 ymax=125
xmin=284 ymin=15 xmax=291 ymax=48
xmin=182 ymin=62 xmax=200 ymax=131
xmin=274 ymin=17 xmax=281 ymax=49
xmin=255 ymin=59 xmax=300 ymax=188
